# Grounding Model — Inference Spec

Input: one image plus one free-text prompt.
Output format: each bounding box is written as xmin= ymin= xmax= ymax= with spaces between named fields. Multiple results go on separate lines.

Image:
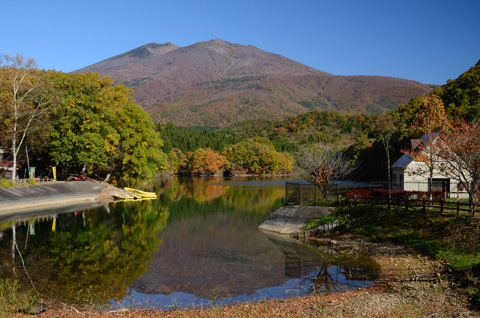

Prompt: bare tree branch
xmin=296 ymin=147 xmax=357 ymax=199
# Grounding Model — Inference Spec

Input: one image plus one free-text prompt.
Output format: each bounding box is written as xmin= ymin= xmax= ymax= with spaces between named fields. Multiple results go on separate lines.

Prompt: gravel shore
xmin=24 ymin=234 xmax=479 ymax=318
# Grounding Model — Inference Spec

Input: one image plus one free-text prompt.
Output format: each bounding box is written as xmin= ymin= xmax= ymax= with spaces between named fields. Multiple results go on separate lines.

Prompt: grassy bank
xmin=326 ymin=204 xmax=480 ymax=306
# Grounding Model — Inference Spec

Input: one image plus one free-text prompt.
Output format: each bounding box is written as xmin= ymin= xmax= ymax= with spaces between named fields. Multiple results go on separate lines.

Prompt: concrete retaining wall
xmin=258 ymin=205 xmax=333 ymax=234
xmin=0 ymin=181 xmax=108 ymax=214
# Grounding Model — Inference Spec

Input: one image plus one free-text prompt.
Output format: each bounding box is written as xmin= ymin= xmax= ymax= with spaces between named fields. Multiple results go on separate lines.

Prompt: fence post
xmin=354 ymin=195 xmax=357 ymax=207
xmin=299 ymin=183 xmax=303 ymax=206
xmin=457 ymin=200 xmax=460 ymax=217
xmin=423 ymin=199 xmax=426 ymax=213
xmin=440 ymin=200 xmax=444 ymax=214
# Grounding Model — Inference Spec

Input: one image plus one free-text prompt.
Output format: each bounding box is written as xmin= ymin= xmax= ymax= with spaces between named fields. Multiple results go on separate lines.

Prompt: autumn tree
xmin=295 ymin=147 xmax=356 ymax=200
xmin=48 ymin=72 xmax=166 ymax=181
xmin=221 ymin=138 xmax=290 ymax=175
xmin=437 ymin=120 xmax=480 ymax=213
xmin=0 ymin=54 xmax=53 ymax=180
xmin=406 ymin=94 xmax=448 ymax=199
xmin=183 ymin=148 xmax=229 ymax=176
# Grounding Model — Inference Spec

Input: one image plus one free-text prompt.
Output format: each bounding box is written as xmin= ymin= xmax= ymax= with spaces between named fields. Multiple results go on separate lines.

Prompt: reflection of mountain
xmin=132 ymin=212 xmax=379 ymax=299
xmin=132 ymin=212 xmax=287 ymax=298
xmin=0 ymin=177 xmax=380 ymax=311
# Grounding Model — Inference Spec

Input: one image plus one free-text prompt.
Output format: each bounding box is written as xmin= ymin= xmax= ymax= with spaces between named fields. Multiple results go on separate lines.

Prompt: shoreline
xmin=31 ymin=235 xmax=478 ymax=317
xmin=3 ymin=181 xmax=478 ymax=317
xmin=0 ymin=181 xmax=120 ymax=215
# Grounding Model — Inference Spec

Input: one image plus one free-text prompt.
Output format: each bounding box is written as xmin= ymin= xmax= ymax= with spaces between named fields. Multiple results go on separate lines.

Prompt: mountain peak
xmin=113 ymin=42 xmax=180 ymax=60
xmin=74 ymin=39 xmax=434 ymax=127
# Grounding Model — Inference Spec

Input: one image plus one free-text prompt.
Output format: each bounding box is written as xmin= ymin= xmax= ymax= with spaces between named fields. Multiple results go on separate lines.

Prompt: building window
xmin=430 ymin=179 xmax=450 ymax=197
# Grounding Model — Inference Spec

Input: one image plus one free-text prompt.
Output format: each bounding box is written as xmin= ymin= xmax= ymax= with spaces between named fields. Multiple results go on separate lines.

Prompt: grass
xmin=331 ymin=203 xmax=480 ymax=302
xmin=0 ymin=278 xmax=38 ymax=317
xmin=303 ymin=214 xmax=343 ymax=230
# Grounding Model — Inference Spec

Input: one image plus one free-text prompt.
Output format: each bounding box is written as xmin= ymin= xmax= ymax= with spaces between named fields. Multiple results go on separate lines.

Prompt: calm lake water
xmin=0 ymin=176 xmax=380 ymax=310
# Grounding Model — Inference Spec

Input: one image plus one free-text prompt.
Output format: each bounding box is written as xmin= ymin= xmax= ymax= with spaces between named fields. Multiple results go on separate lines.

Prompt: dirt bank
xmin=27 ymin=235 xmax=479 ymax=318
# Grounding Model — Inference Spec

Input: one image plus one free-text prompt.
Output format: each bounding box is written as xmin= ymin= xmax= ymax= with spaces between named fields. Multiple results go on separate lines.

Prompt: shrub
xmin=0 ymin=279 xmax=38 ymax=315
xmin=1 ymin=179 xmax=9 ymax=188
xmin=344 ymin=189 xmax=446 ymax=205
xmin=0 ymin=179 xmax=14 ymax=188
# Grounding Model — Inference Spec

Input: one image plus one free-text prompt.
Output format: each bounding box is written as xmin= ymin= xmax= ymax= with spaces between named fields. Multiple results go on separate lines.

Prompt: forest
xmin=1 ymin=54 xmax=479 ymax=184
xmin=157 ymin=59 xmax=480 ymax=181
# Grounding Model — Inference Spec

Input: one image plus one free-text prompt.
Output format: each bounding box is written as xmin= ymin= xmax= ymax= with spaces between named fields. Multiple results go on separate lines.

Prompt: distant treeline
xmin=2 ymin=54 xmax=478 ymax=183
xmin=157 ymin=59 xmax=480 ymax=181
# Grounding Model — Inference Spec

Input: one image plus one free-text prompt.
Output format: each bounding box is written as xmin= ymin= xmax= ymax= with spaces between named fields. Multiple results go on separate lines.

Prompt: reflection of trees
xmin=148 ymin=176 xmax=285 ymax=224
xmin=264 ymin=232 xmax=381 ymax=294
xmin=308 ymin=263 xmax=378 ymax=294
xmin=0 ymin=201 xmax=168 ymax=308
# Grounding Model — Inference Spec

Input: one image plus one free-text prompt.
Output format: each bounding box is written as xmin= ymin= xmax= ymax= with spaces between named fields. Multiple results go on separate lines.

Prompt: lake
xmin=0 ymin=176 xmax=380 ymax=310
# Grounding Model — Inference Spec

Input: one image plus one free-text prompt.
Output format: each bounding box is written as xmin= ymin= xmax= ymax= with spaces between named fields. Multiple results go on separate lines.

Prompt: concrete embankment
xmin=0 ymin=181 xmax=110 ymax=215
xmin=259 ymin=205 xmax=333 ymax=234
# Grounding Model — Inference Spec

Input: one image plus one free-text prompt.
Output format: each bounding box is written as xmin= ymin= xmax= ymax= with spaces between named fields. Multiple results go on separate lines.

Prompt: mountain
xmin=75 ymin=39 xmax=435 ymax=128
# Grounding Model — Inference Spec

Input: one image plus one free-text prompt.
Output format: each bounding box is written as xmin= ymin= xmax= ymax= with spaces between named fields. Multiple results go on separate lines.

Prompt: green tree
xmin=48 ymin=72 xmax=166 ymax=181
xmin=0 ymin=54 xmax=53 ymax=180
xmin=222 ymin=138 xmax=286 ymax=175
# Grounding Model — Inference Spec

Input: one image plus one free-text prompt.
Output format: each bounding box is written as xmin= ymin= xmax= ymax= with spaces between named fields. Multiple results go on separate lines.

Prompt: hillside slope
xmin=75 ymin=39 xmax=434 ymax=127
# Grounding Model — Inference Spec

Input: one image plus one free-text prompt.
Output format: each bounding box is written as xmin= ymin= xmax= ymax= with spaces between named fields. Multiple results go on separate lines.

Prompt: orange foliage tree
xmin=184 ymin=148 xmax=229 ymax=176
xmin=404 ymin=94 xmax=448 ymax=199
xmin=437 ymin=120 xmax=480 ymax=213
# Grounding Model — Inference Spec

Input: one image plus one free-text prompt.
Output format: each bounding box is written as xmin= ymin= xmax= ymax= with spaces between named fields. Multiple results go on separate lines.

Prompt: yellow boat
xmin=113 ymin=193 xmax=135 ymax=200
xmin=123 ymin=187 xmax=157 ymax=199
xmin=133 ymin=189 xmax=156 ymax=197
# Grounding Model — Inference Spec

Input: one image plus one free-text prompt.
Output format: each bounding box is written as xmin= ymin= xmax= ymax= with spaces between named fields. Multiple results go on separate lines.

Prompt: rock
xmin=23 ymin=302 xmax=47 ymax=314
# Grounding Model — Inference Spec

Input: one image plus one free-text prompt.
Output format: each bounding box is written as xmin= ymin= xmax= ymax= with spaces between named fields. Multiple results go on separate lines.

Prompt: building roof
xmin=0 ymin=161 xmax=16 ymax=168
xmin=392 ymin=153 xmax=413 ymax=170
xmin=392 ymin=133 xmax=439 ymax=170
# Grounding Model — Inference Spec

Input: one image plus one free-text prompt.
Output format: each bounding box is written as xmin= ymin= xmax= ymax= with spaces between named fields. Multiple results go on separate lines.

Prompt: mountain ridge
xmin=74 ymin=39 xmax=435 ymax=127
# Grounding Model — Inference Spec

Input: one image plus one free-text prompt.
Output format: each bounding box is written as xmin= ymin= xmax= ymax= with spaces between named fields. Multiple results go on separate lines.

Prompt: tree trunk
xmin=12 ymin=225 xmax=16 ymax=278
xmin=387 ymin=151 xmax=391 ymax=201
xmin=11 ymin=123 xmax=17 ymax=181
xmin=469 ymin=185 xmax=479 ymax=215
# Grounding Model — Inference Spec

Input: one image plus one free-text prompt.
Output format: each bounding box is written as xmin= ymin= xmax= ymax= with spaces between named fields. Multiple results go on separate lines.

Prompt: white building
xmin=0 ymin=148 xmax=16 ymax=179
xmin=391 ymin=134 xmax=468 ymax=198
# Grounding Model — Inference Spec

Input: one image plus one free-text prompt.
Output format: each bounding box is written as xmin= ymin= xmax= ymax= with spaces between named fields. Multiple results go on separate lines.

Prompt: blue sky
xmin=2 ymin=0 xmax=479 ymax=85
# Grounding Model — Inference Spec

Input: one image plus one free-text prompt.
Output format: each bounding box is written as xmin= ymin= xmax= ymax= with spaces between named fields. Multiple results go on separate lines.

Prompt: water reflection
xmin=264 ymin=232 xmax=379 ymax=294
xmin=0 ymin=176 xmax=380 ymax=311
xmin=0 ymin=200 xmax=169 ymax=308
